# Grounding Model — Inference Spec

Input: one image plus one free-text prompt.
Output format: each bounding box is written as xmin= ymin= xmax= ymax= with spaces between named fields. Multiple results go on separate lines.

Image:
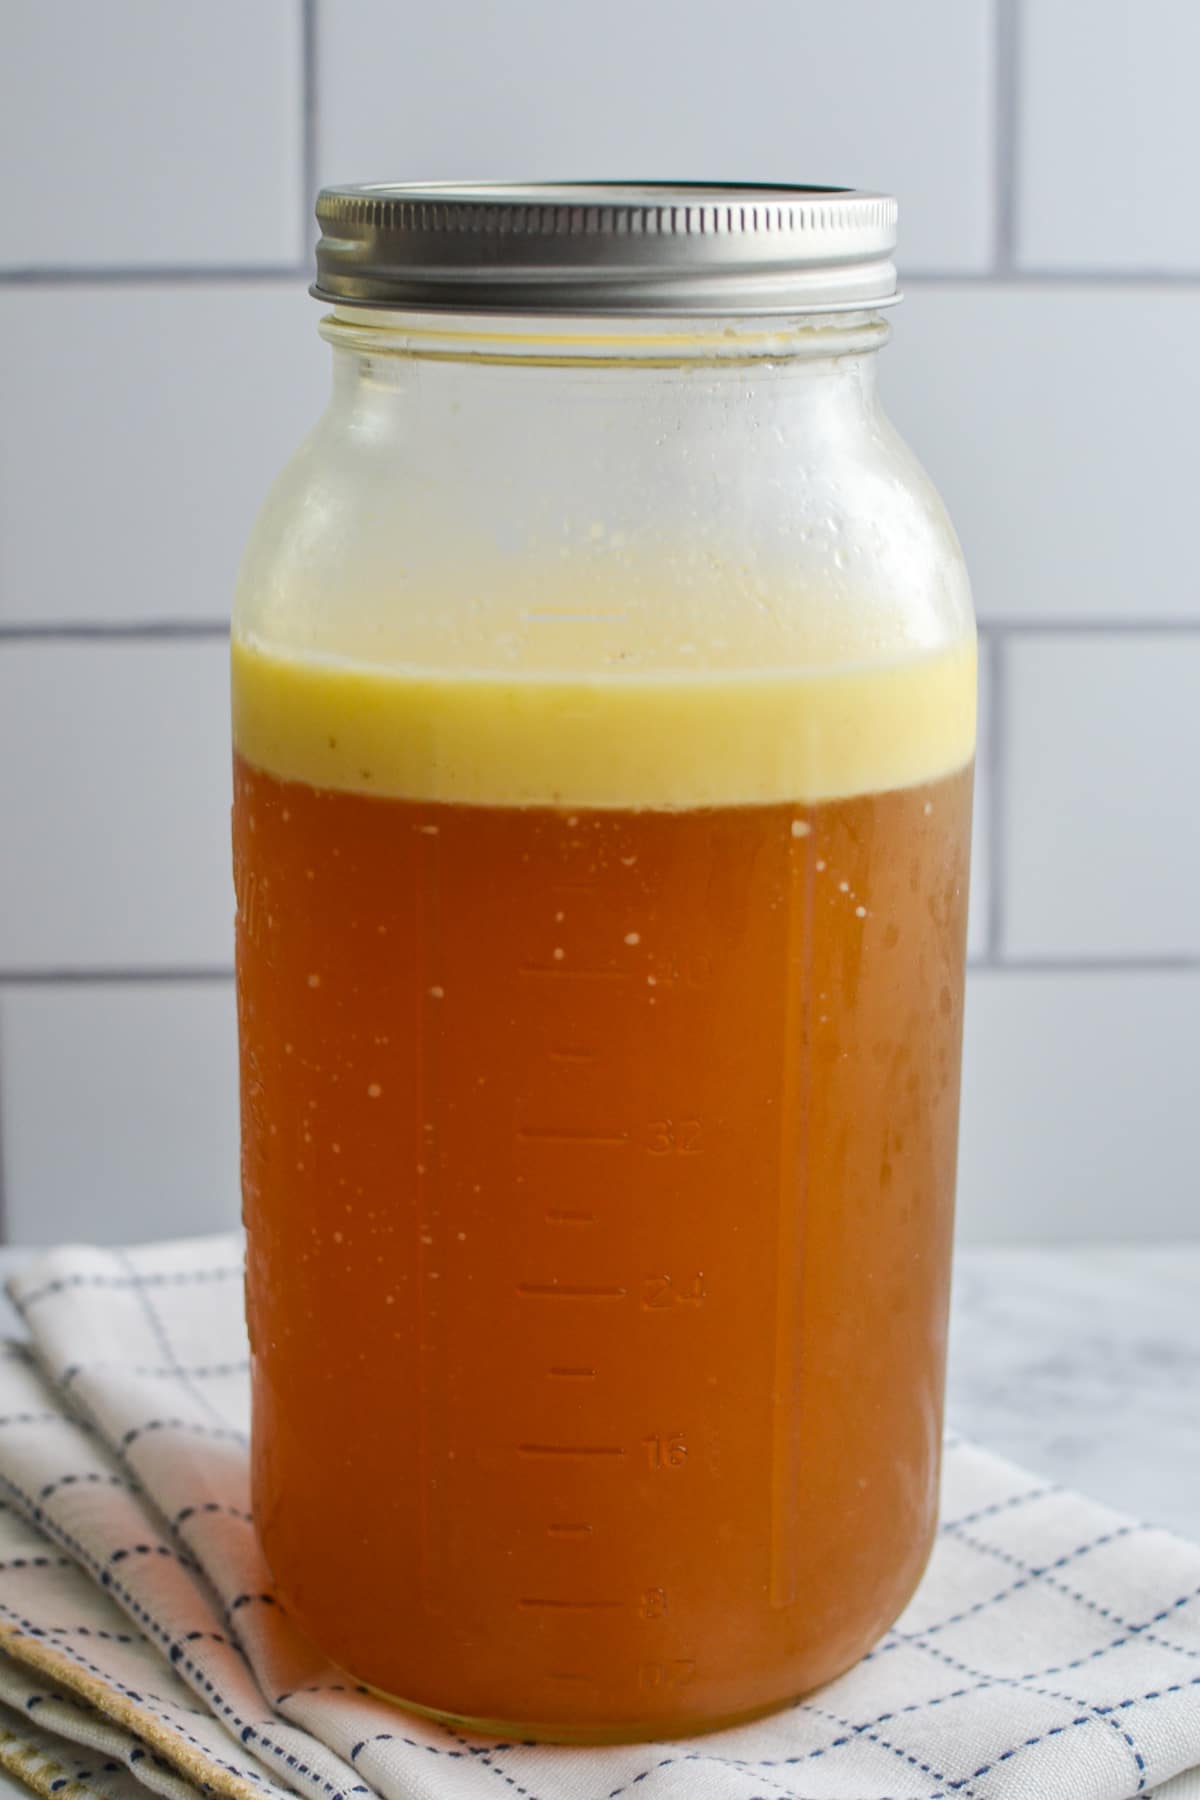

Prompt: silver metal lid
xmin=312 ymin=182 xmax=899 ymax=316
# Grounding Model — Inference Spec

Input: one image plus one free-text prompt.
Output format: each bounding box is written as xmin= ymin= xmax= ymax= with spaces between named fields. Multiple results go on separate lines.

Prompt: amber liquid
xmin=236 ymin=755 xmax=971 ymax=1739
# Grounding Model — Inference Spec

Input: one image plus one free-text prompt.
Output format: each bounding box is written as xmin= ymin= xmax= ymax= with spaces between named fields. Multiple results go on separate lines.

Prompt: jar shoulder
xmin=234 ymin=377 xmax=972 ymax=674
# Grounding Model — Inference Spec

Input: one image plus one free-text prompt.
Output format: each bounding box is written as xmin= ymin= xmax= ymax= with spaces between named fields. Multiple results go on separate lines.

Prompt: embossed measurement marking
xmin=516 ymin=1127 xmax=629 ymax=1145
xmin=509 ymin=849 xmax=695 ymax=1674
xmin=517 ymin=1283 xmax=626 ymax=1300
xmin=518 ymin=1597 xmax=622 ymax=1612
xmin=518 ymin=1443 xmax=625 ymax=1460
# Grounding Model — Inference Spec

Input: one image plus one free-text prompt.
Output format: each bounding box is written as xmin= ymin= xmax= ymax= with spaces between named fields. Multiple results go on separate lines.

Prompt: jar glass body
xmin=232 ymin=306 xmax=975 ymax=1742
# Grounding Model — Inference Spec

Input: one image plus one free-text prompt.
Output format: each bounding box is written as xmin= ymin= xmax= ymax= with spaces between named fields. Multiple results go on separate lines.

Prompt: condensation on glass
xmin=231 ymin=184 xmax=976 ymax=1743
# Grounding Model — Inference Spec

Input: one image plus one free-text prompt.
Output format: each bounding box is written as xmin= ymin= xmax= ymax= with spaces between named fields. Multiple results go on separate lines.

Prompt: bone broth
xmin=234 ymin=633 xmax=973 ymax=1737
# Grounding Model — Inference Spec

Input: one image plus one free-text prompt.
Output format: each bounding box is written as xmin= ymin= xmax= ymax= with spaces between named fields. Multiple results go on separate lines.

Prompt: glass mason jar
xmin=232 ymin=184 xmax=975 ymax=1744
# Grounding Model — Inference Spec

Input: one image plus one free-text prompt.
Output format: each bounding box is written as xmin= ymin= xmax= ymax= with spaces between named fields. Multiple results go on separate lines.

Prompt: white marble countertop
xmin=948 ymin=1244 xmax=1200 ymax=1544
xmin=0 ymin=1243 xmax=1195 ymax=1800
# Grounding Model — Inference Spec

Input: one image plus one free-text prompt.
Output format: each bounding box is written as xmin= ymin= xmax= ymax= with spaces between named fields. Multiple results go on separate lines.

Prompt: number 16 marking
xmin=642 ymin=1433 xmax=688 ymax=1469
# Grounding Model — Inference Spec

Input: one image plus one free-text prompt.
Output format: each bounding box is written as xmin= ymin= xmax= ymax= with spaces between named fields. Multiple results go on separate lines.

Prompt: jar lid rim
xmin=312 ymin=181 xmax=900 ymax=317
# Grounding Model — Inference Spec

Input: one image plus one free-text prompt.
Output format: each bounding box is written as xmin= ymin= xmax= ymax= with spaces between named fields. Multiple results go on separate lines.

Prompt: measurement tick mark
xmin=518 ymin=1443 xmax=625 ymax=1460
xmin=518 ymin=1598 xmax=622 ymax=1612
xmin=548 ymin=1048 xmax=599 ymax=1063
xmin=518 ymin=1284 xmax=626 ymax=1300
xmin=548 ymin=1366 xmax=597 ymax=1380
xmin=547 ymin=1672 xmax=596 ymax=1685
xmin=547 ymin=1523 xmax=594 ymax=1537
xmin=545 ymin=1209 xmax=598 ymax=1225
xmin=517 ymin=1128 xmax=628 ymax=1146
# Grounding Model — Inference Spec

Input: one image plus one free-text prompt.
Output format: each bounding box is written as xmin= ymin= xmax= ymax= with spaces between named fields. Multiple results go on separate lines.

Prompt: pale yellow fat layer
xmin=231 ymin=634 xmax=976 ymax=809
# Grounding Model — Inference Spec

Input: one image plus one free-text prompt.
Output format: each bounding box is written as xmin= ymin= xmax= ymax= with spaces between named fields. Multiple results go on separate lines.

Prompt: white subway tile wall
xmin=884 ymin=285 xmax=1200 ymax=621
xmin=0 ymin=286 xmax=326 ymax=627
xmin=0 ymin=1 xmax=305 ymax=271
xmin=317 ymin=0 xmax=995 ymax=273
xmin=0 ymin=984 xmax=240 ymax=1246
xmin=1016 ymin=0 xmax=1200 ymax=272
xmin=0 ymin=0 xmax=1196 ymax=1245
xmin=1003 ymin=636 xmax=1200 ymax=958
xmin=0 ymin=642 xmax=232 ymax=970
xmin=958 ymin=972 xmax=1200 ymax=1243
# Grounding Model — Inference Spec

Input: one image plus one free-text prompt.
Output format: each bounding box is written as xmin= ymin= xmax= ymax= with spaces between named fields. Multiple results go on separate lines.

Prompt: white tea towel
xmin=0 ymin=1234 xmax=1195 ymax=1800
xmin=0 ymin=1689 xmax=198 ymax=1800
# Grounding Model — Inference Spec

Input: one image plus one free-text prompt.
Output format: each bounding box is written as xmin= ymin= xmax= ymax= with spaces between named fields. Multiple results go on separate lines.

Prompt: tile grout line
xmin=981 ymin=618 xmax=1200 ymax=637
xmin=905 ymin=269 xmax=1200 ymax=287
xmin=0 ymin=970 xmax=235 ymax=987
xmin=301 ymin=0 xmax=318 ymax=260
xmin=3 ymin=620 xmax=1200 ymax=645
xmin=0 ymin=622 xmax=230 ymax=642
xmin=0 ymin=265 xmax=307 ymax=286
xmin=992 ymin=0 xmax=1020 ymax=274
xmin=974 ymin=955 xmax=1200 ymax=975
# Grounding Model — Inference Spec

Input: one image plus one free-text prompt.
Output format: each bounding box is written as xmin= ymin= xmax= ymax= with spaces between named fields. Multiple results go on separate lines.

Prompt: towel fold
xmin=0 ymin=1234 xmax=1193 ymax=1800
